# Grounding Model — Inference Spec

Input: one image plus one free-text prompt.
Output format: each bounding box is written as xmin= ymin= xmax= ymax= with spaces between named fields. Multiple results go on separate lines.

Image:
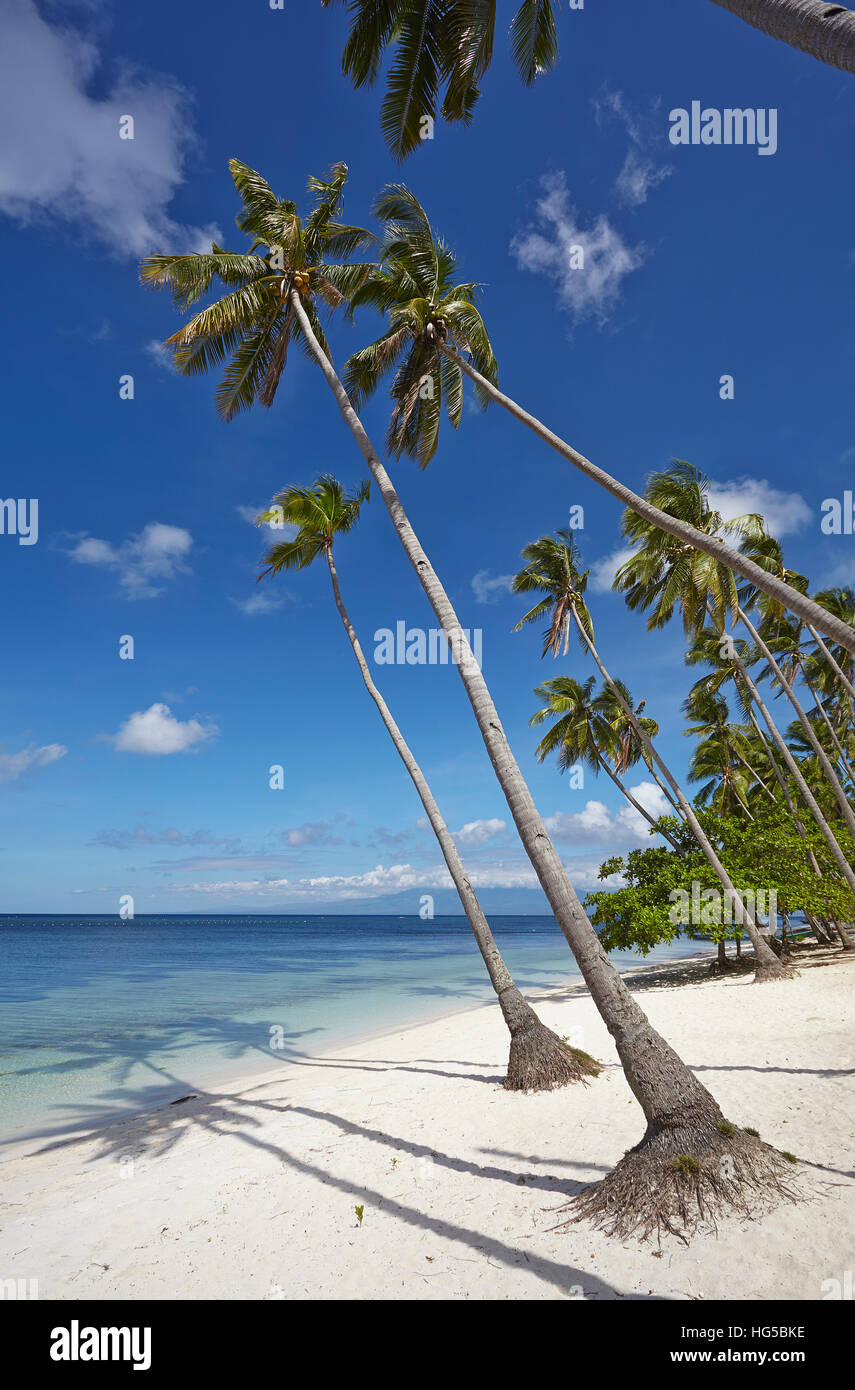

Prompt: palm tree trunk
xmin=567 ymin=604 xmax=786 ymax=980
xmin=708 ymin=0 xmax=855 ymax=75
xmin=291 ymin=291 xmax=792 ymax=1238
xmin=722 ymin=615 xmax=855 ymax=901
xmin=806 ymin=623 xmax=855 ymax=701
xmin=802 ymin=670 xmax=855 ymax=787
xmin=324 ymin=544 xmax=595 ymax=1091
xmin=737 ymin=607 xmax=855 ymax=845
xmin=595 ymin=753 xmax=683 ymax=852
xmin=440 ymin=344 xmax=855 ymax=655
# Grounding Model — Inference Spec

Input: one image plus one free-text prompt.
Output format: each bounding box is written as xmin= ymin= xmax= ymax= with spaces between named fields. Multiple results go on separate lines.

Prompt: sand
xmin=1 ymin=948 xmax=852 ymax=1301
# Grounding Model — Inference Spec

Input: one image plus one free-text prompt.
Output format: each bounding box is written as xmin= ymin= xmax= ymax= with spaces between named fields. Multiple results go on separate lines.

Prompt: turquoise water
xmin=0 ymin=915 xmax=708 ymax=1144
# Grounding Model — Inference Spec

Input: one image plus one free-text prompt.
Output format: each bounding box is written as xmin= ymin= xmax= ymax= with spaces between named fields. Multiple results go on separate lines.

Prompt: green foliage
xmin=141 ymin=160 xmax=377 ymax=420
xmin=584 ymin=804 xmax=855 ymax=956
xmin=323 ymin=1 xmax=560 ymax=159
xmin=354 ymin=1204 xmax=365 ymax=1226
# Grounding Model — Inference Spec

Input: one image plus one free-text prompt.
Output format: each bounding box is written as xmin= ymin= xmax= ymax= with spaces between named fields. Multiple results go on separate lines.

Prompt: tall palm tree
xmin=325 ymin=1 xmax=855 ymax=157
xmin=256 ymin=475 xmax=595 ymax=1091
xmin=529 ymin=675 xmax=681 ymax=850
xmin=615 ymin=462 xmax=855 ymax=910
xmin=322 ymin=0 xmax=561 ymax=159
xmin=144 ymin=158 xmax=796 ymax=1241
xmin=348 ymin=186 xmax=855 ymax=653
xmin=512 ymin=529 xmax=786 ymax=979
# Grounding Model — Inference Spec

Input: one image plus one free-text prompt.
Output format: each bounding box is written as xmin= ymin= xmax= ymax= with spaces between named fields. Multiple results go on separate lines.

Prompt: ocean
xmin=0 ymin=914 xmax=709 ymax=1144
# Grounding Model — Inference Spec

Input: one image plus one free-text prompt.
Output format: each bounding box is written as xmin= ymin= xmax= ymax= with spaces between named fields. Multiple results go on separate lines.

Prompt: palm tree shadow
xmin=21 ymin=1081 xmax=663 ymax=1301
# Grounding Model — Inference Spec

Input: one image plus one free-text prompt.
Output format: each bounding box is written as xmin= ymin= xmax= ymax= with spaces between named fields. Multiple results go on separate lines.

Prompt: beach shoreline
xmin=1 ymin=945 xmax=852 ymax=1301
xmin=0 ymin=939 xmax=717 ymax=1157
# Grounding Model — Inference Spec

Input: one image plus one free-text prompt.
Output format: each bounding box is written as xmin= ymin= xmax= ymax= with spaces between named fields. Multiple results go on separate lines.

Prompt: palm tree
xmin=325 ymin=1 xmax=855 ymax=157
xmin=144 ymin=158 xmax=797 ymax=1241
xmin=512 ymin=529 xmax=787 ymax=980
xmin=710 ymin=1 xmax=855 ymax=74
xmin=256 ymin=475 xmax=595 ymax=1091
xmin=615 ymin=462 xmax=855 ymax=912
xmin=322 ymin=0 xmax=561 ymax=159
xmin=529 ymin=675 xmax=682 ymax=850
xmin=141 ymin=160 xmax=378 ymax=420
xmin=349 ymin=186 xmax=855 ymax=654
xmin=684 ymin=690 xmax=755 ymax=820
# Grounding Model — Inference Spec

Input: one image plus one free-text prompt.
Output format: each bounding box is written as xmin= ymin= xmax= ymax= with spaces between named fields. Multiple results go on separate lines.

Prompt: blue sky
xmin=0 ymin=0 xmax=853 ymax=913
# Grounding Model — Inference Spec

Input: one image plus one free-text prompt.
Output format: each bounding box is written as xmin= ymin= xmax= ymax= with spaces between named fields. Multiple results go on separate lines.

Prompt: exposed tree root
xmin=504 ymin=1023 xmax=601 ymax=1093
xmin=557 ymin=1118 xmax=800 ymax=1242
xmin=753 ymin=954 xmax=795 ymax=983
xmin=499 ymin=986 xmax=601 ymax=1092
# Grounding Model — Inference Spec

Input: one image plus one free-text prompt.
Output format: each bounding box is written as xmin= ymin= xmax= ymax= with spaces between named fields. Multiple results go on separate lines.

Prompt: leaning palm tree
xmin=144 ymin=158 xmax=797 ymax=1241
xmin=256 ymin=475 xmax=595 ymax=1091
xmin=529 ymin=675 xmax=681 ymax=850
xmin=616 ymin=462 xmax=855 ymax=910
xmin=513 ymin=529 xmax=786 ymax=980
xmin=348 ymin=185 xmax=855 ymax=653
xmin=325 ymin=1 xmax=855 ymax=157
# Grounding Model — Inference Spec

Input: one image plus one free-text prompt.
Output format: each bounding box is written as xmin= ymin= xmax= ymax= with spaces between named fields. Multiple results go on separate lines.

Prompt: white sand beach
xmin=2 ymin=949 xmax=853 ymax=1302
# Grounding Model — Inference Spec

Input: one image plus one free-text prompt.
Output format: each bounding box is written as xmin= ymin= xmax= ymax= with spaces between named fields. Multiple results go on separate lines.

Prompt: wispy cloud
xmin=0 ymin=742 xmax=67 ymax=785
xmin=108 ymin=703 xmax=218 ymax=756
xmin=594 ymin=88 xmax=673 ymax=208
xmin=510 ymin=173 xmax=644 ymax=324
xmin=66 ymin=522 xmax=192 ymax=599
xmin=471 ymin=570 xmax=515 ymax=604
xmin=0 ymin=0 xmax=220 ymax=256
xmin=95 ymin=826 xmax=241 ymax=851
xmin=144 ymin=340 xmax=176 ymax=372
xmin=230 ymin=591 xmax=288 ymax=616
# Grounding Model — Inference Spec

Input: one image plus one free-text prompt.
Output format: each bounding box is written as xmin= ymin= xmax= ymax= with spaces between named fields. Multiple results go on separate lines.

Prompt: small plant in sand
xmin=354 ymin=1205 xmax=364 ymax=1227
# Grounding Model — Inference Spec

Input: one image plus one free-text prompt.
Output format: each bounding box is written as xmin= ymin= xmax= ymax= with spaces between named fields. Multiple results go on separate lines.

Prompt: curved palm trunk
xmin=806 ymin=623 xmax=855 ymax=701
xmin=709 ymin=0 xmax=855 ymax=75
xmin=801 ymin=669 xmax=855 ymax=787
xmin=737 ymin=608 xmax=855 ymax=845
xmin=324 ymin=545 xmax=595 ymax=1091
xmin=293 ymin=292 xmax=796 ymax=1239
xmin=568 ymin=604 xmax=786 ymax=980
xmin=595 ymin=753 xmax=683 ymax=852
xmin=440 ymin=345 xmax=855 ymax=655
xmin=724 ymin=618 xmax=855 ymax=905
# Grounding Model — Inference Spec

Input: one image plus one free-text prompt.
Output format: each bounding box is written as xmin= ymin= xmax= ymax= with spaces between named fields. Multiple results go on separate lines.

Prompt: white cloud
xmin=544 ymin=783 xmax=671 ymax=847
xmin=0 ymin=0 xmax=220 ymax=257
xmin=593 ymin=88 xmax=673 ymax=208
xmin=230 ymin=591 xmax=286 ymax=616
xmin=615 ymin=149 xmax=672 ymax=208
xmin=588 ymin=545 xmax=637 ymax=595
xmin=471 ymin=569 xmax=515 ymax=604
xmin=0 ymin=742 xmax=67 ymax=784
xmin=67 ymin=521 xmax=192 ymax=598
xmin=453 ymin=818 xmax=507 ymax=846
xmin=615 ymin=781 xmax=672 ymax=836
xmin=144 ymin=339 xmax=176 ymax=372
xmin=510 ymin=173 xmax=644 ymax=324
xmin=110 ymin=703 xmax=217 ymax=755
xmin=708 ymin=477 xmax=811 ymax=538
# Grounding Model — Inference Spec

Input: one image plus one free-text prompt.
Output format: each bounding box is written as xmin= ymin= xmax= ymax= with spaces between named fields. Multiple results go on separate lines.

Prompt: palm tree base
xmin=561 ymin=1120 xmax=800 ymax=1243
xmin=499 ymin=987 xmax=601 ymax=1093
